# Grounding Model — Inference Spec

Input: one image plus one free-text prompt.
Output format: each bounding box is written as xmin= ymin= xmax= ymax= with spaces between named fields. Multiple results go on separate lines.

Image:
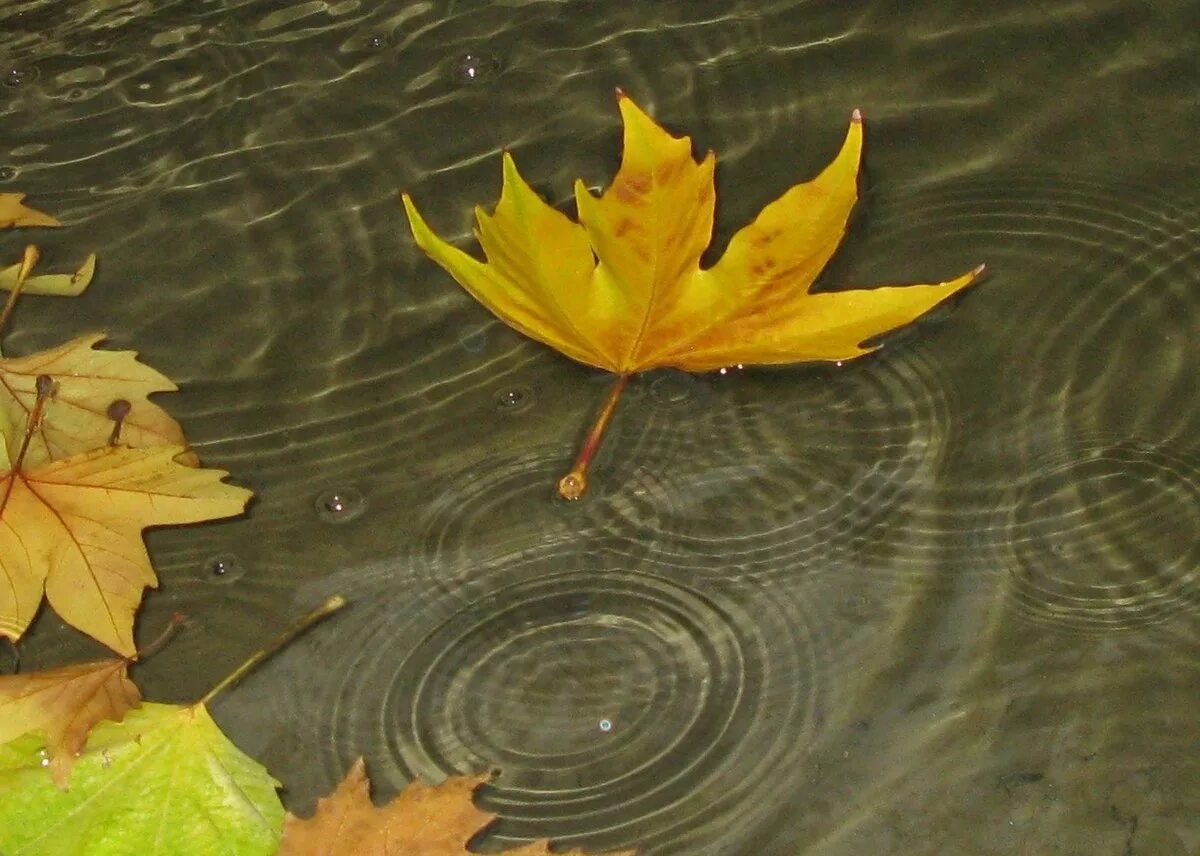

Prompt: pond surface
xmin=3 ymin=1 xmax=1198 ymax=853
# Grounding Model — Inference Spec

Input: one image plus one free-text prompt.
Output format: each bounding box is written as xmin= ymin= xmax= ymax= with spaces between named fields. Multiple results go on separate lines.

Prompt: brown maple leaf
xmin=0 ymin=658 xmax=140 ymax=787
xmin=279 ymin=758 xmax=635 ymax=856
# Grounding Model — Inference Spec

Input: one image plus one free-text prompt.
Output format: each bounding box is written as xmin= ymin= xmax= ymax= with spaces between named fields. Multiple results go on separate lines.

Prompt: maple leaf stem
xmin=558 ymin=373 xmax=630 ymax=501
xmin=106 ymin=399 xmax=132 ymax=446
xmin=0 ymin=244 xmax=39 ymax=341
xmin=133 ymin=612 xmax=187 ymax=662
xmin=197 ymin=595 xmax=347 ymax=707
xmin=12 ymin=374 xmax=54 ymax=473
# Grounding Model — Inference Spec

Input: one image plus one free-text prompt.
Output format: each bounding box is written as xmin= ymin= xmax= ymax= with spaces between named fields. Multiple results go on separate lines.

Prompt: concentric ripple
xmin=587 ymin=347 xmax=957 ymax=577
xmin=997 ymin=438 xmax=1200 ymax=631
xmin=230 ymin=542 xmax=828 ymax=852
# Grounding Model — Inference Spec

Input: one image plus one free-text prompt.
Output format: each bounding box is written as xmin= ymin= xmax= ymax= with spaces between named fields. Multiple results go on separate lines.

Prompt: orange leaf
xmin=279 ymin=758 xmax=634 ymax=856
xmin=0 ymin=445 xmax=251 ymax=656
xmin=0 ymin=658 xmax=140 ymax=787
xmin=402 ymin=92 xmax=982 ymax=498
xmin=0 ymin=193 xmax=61 ymax=230
xmin=0 ymin=334 xmax=192 ymax=468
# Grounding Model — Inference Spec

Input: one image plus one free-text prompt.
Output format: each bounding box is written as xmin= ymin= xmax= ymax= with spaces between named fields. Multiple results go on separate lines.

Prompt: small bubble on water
xmin=4 ymin=65 xmax=39 ymax=87
xmin=315 ymin=486 xmax=367 ymax=523
xmin=204 ymin=553 xmax=245 ymax=583
xmin=599 ymin=718 xmax=613 ymax=732
xmin=365 ymin=33 xmax=389 ymax=50
xmin=494 ymin=385 xmax=534 ymax=413
xmin=0 ymin=166 xmax=16 ymax=181
xmin=452 ymin=52 xmax=501 ymax=85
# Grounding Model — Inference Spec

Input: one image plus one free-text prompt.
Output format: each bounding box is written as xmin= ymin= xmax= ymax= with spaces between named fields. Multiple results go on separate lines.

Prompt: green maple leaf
xmin=0 ymin=701 xmax=283 ymax=855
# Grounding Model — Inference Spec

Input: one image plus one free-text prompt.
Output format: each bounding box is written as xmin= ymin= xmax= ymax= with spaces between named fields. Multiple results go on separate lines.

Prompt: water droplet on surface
xmin=598 ymin=718 xmax=613 ymax=732
xmin=0 ymin=166 xmax=16 ymax=181
xmin=451 ymin=52 xmax=501 ymax=85
xmin=204 ymin=553 xmax=245 ymax=584
xmin=4 ymin=65 xmax=39 ymax=87
xmin=315 ymin=487 xmax=367 ymax=523
xmin=494 ymin=385 xmax=535 ymax=414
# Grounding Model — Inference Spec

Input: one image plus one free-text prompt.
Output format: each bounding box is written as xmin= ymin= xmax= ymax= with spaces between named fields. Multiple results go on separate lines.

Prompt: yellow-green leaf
xmin=0 ymin=702 xmax=283 ymax=856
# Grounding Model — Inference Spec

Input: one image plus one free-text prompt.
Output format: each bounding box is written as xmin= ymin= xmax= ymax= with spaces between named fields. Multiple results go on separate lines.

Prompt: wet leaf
xmin=0 ymin=701 xmax=283 ymax=856
xmin=0 ymin=658 xmax=139 ymax=787
xmin=280 ymin=758 xmax=635 ymax=855
xmin=0 ymin=252 xmax=95 ymax=297
xmin=0 ymin=193 xmax=61 ymax=229
xmin=403 ymin=92 xmax=981 ymax=498
xmin=0 ymin=334 xmax=190 ymax=468
xmin=0 ymin=444 xmax=251 ymax=656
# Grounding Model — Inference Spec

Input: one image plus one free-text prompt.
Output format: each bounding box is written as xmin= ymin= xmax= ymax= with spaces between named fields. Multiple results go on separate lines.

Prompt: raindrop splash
xmin=204 ymin=553 xmax=245 ymax=584
xmin=452 ymin=52 xmax=501 ymax=85
xmin=494 ymin=385 xmax=535 ymax=414
xmin=315 ymin=487 xmax=367 ymax=524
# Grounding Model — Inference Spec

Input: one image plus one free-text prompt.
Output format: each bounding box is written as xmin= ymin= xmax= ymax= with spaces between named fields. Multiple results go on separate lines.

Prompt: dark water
xmin=3 ymin=1 xmax=1199 ymax=853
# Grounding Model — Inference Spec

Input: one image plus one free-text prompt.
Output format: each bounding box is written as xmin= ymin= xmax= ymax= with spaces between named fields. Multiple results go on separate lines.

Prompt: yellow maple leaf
xmin=0 ymin=253 xmax=95 ymax=298
xmin=0 ymin=658 xmax=140 ymax=787
xmin=0 ymin=387 xmax=251 ymax=655
xmin=0 ymin=193 xmax=61 ymax=230
xmin=0 ymin=206 xmax=95 ymax=297
xmin=402 ymin=92 xmax=981 ymax=498
xmin=0 ymin=333 xmax=190 ymax=468
xmin=280 ymin=758 xmax=635 ymax=856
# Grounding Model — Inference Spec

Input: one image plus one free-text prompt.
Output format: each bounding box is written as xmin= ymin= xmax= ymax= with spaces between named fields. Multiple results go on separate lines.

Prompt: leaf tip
xmin=971 ymin=262 xmax=987 ymax=277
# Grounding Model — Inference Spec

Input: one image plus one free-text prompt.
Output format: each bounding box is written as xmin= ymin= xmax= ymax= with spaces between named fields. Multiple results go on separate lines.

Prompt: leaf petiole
xmin=0 ymin=244 xmax=39 ymax=340
xmin=558 ymin=373 xmax=630 ymax=501
xmin=198 ymin=595 xmax=347 ymax=707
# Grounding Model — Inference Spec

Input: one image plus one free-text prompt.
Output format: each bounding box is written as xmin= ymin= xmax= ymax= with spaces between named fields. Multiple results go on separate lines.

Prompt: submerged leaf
xmin=0 ymin=658 xmax=140 ymax=787
xmin=402 ymin=92 xmax=982 ymax=497
xmin=279 ymin=758 xmax=634 ymax=855
xmin=0 ymin=702 xmax=283 ymax=856
xmin=0 ymin=444 xmax=251 ymax=656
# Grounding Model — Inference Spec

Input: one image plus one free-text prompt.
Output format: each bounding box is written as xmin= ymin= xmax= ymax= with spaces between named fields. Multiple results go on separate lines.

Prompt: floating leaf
xmin=280 ymin=758 xmax=635 ymax=855
xmin=0 ymin=252 xmax=95 ymax=297
xmin=0 ymin=333 xmax=190 ymax=468
xmin=0 ymin=193 xmax=61 ymax=230
xmin=0 ymin=439 xmax=251 ymax=656
xmin=403 ymin=92 xmax=982 ymax=498
xmin=0 ymin=702 xmax=283 ymax=856
xmin=0 ymin=658 xmax=139 ymax=787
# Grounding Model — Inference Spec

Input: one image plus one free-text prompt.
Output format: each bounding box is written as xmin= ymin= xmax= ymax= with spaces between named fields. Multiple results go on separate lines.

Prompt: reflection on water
xmin=3 ymin=0 xmax=1198 ymax=853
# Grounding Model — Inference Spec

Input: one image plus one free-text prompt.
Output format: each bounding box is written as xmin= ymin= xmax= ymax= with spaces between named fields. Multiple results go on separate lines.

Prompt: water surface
xmin=3 ymin=1 xmax=1198 ymax=853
